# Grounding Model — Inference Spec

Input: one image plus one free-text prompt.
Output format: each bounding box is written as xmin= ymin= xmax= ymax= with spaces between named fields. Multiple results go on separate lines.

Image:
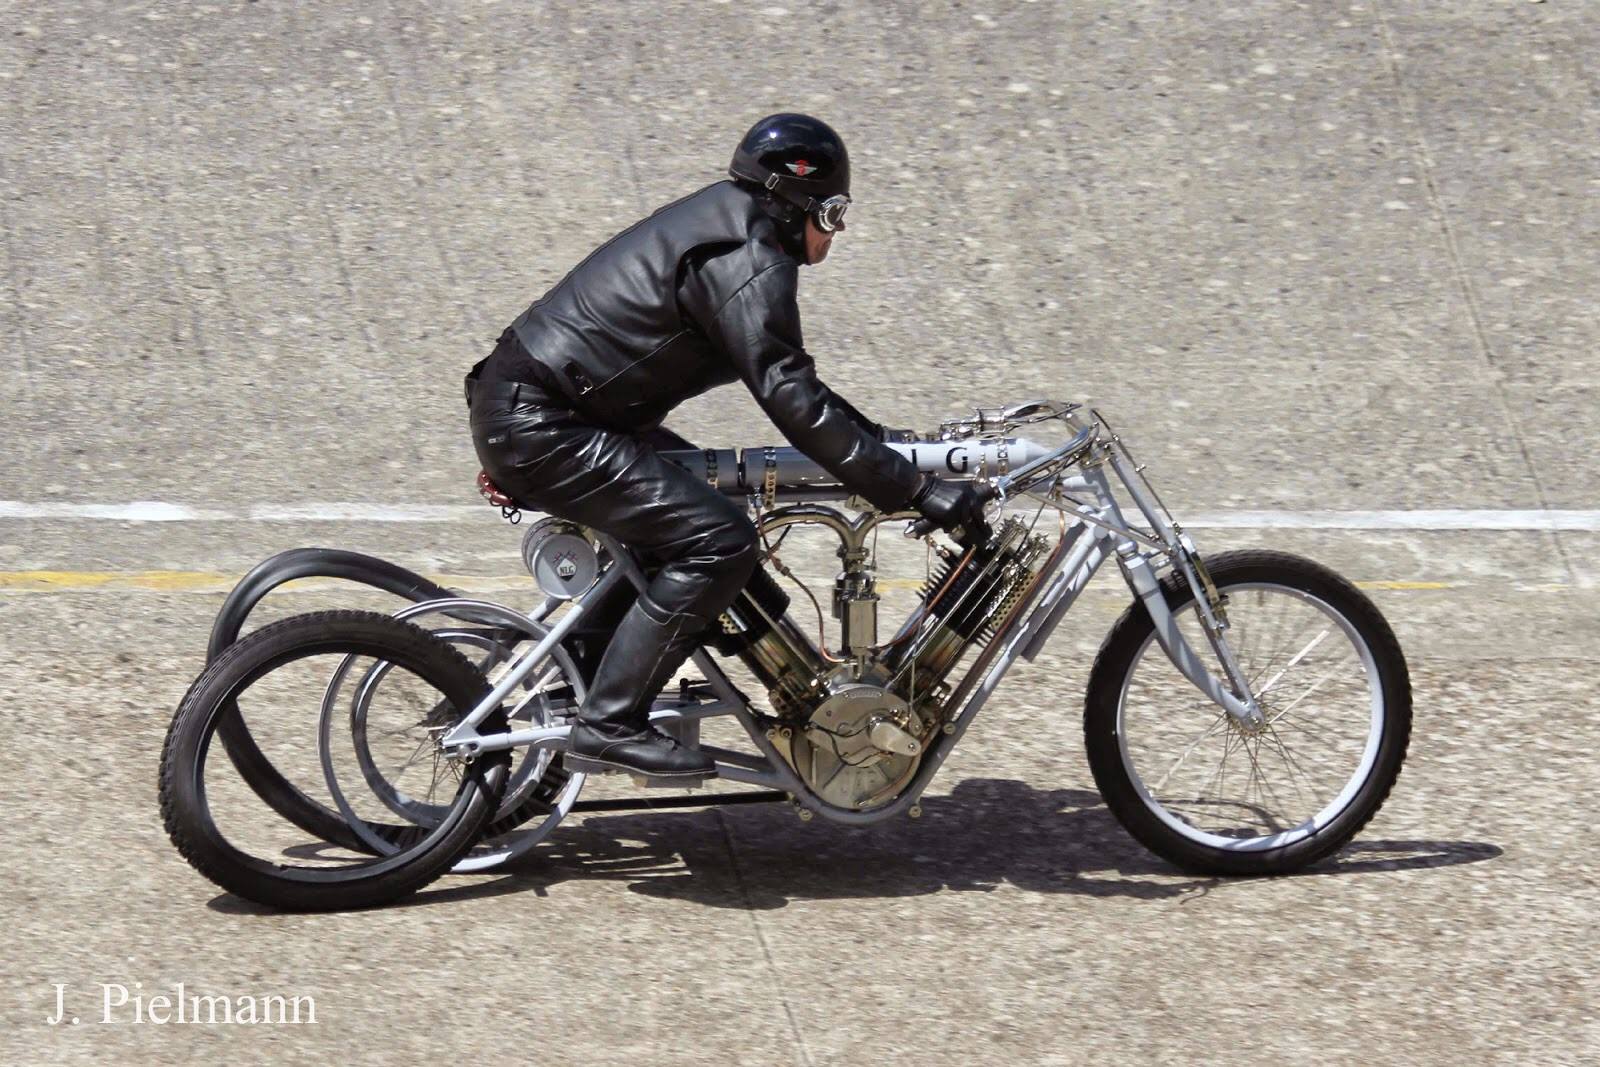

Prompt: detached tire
xmin=1083 ymin=551 xmax=1411 ymax=876
xmin=159 ymin=610 xmax=509 ymax=911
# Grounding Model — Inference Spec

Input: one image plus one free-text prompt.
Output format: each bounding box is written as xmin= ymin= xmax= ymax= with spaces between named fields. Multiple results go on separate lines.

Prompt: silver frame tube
xmin=437 ymin=568 xmax=627 ymax=753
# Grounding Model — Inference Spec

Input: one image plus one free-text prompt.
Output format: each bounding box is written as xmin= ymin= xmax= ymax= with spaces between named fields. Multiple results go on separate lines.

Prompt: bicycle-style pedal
xmin=673 ymin=677 xmax=716 ymax=703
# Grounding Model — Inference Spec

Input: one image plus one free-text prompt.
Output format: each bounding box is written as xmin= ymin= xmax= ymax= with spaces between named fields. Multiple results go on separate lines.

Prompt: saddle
xmin=476 ymin=470 xmax=522 ymax=523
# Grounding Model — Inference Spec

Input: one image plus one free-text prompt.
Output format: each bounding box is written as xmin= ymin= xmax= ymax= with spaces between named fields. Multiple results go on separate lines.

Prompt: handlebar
xmin=989 ymin=423 xmax=1097 ymax=498
xmin=902 ymin=422 xmax=1097 ymax=542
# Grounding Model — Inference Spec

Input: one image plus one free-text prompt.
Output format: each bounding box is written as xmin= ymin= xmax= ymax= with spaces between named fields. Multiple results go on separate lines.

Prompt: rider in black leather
xmin=467 ymin=113 xmax=988 ymax=779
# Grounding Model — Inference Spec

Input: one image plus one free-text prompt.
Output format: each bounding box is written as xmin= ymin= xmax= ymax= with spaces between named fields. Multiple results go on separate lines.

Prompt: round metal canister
xmin=520 ymin=518 xmax=600 ymax=599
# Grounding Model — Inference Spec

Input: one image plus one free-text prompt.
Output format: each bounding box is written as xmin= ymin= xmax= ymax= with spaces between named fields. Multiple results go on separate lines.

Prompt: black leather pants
xmin=469 ymin=379 xmax=759 ymax=735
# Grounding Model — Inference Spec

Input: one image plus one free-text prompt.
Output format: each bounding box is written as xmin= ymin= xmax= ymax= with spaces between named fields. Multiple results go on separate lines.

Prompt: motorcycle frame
xmin=437 ymin=407 xmax=1265 ymax=826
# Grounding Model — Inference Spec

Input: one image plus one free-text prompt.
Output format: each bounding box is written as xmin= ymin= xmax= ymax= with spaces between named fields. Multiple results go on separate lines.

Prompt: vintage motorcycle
xmin=159 ymin=401 xmax=1412 ymax=910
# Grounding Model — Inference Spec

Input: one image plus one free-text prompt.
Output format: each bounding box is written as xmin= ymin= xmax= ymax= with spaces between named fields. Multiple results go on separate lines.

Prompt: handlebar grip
xmin=903 ymin=481 xmax=1002 ymax=540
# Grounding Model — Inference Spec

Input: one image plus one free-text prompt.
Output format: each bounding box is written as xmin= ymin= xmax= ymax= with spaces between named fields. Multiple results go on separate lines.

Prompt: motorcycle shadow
xmin=409 ymin=777 xmax=1501 ymax=912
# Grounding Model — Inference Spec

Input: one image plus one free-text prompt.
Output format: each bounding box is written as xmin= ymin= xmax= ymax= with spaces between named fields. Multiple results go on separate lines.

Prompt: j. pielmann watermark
xmin=47 ymin=982 xmax=316 ymax=1025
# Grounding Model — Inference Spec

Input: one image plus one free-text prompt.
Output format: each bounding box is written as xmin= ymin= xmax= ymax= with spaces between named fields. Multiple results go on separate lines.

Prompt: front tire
xmin=1083 ymin=550 xmax=1411 ymax=876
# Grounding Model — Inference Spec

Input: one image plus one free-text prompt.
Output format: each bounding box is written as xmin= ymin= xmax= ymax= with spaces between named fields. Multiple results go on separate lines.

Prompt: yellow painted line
xmin=882 ymin=577 xmax=1457 ymax=592
xmin=0 ymin=570 xmax=1472 ymax=594
xmin=0 ymin=570 xmax=235 ymax=592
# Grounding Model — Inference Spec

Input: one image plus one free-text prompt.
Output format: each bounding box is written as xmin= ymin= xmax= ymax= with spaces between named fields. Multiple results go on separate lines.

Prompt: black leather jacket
xmin=477 ymin=180 xmax=921 ymax=513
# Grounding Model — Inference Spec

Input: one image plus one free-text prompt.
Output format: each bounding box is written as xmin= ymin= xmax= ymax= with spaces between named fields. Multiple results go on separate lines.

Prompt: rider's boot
xmin=567 ymin=597 xmax=716 ymax=778
xmin=561 ymin=575 xmax=635 ymax=684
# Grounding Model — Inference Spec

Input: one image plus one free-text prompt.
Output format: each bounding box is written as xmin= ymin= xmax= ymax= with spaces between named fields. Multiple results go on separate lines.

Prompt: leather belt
xmin=464 ymin=377 xmax=561 ymax=408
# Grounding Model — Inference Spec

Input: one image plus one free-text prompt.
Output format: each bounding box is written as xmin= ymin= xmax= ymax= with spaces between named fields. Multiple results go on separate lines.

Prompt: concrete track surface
xmin=2 ymin=2 xmax=1596 ymax=1064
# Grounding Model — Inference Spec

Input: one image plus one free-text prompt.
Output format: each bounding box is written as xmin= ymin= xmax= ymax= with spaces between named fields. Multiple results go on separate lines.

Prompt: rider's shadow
xmin=446 ymin=777 xmax=1501 ymax=911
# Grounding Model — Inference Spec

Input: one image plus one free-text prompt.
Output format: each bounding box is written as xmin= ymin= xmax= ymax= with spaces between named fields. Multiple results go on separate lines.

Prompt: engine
xmin=714 ymin=515 xmax=1047 ymax=810
xmin=782 ymin=665 xmax=930 ymax=812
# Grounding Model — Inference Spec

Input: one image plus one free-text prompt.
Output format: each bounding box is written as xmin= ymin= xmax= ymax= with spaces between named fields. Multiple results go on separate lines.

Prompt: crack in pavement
xmin=1369 ymin=1 xmax=1578 ymax=586
xmin=716 ymin=808 xmax=815 ymax=1067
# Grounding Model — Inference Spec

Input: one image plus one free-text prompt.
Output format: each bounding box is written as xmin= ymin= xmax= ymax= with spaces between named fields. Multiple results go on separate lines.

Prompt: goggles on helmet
xmin=736 ymin=165 xmax=852 ymax=233
xmin=812 ymin=194 xmax=850 ymax=232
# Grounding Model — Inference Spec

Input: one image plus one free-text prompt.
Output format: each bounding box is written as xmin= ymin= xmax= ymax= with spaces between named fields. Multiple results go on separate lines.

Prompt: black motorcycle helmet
xmin=729 ymin=113 xmax=851 ymax=252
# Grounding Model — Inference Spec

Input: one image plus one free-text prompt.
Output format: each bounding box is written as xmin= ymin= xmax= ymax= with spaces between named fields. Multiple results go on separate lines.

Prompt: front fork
xmin=1118 ymin=537 xmax=1266 ymax=730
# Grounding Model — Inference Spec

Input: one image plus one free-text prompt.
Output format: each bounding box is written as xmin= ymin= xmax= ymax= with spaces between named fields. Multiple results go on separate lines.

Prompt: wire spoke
xmin=1245 ymin=609 xmax=1323 ymax=693
xmin=1258 ymin=592 xmax=1296 ymax=679
xmin=1199 ymin=723 xmax=1240 ymax=809
xmin=1271 ymin=715 xmax=1345 ymax=754
xmin=1274 ymin=726 xmax=1323 ymax=783
xmin=376 ymin=720 xmax=431 ymax=739
xmin=1232 ymin=591 xmax=1264 ymax=676
xmin=1261 ymin=725 xmax=1312 ymax=814
xmin=1263 ymin=723 xmax=1331 ymax=809
xmin=1243 ymin=735 xmax=1289 ymax=832
xmin=1150 ymin=710 xmax=1230 ymax=793
xmin=385 ymin=731 xmax=434 ymax=780
xmin=1240 ymin=735 xmax=1265 ymax=822
xmin=1255 ymin=628 xmax=1332 ymax=699
xmin=1266 ymin=660 xmax=1351 ymax=725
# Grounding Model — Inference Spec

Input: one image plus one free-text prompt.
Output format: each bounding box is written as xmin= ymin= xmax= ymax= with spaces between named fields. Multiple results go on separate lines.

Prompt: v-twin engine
xmin=712 ymin=516 xmax=1047 ymax=810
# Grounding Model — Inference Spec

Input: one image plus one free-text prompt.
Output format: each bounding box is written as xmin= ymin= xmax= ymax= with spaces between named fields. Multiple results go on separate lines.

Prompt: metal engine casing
xmin=788 ymin=670 xmax=929 ymax=811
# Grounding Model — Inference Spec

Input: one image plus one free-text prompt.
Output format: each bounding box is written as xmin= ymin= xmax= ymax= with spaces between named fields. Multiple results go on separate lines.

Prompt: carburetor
xmin=832 ymin=539 xmax=878 ymax=658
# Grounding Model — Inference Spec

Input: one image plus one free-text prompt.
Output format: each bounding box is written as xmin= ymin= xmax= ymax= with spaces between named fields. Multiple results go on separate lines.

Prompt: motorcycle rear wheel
xmin=317 ymin=620 xmax=585 ymax=872
xmin=160 ymin=610 xmax=509 ymax=911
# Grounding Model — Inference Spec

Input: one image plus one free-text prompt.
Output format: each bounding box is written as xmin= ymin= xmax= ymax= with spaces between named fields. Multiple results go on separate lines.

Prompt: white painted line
xmin=0 ymin=501 xmax=236 ymax=522
xmin=0 ymin=501 xmax=1598 ymax=531
xmin=1183 ymin=509 xmax=1600 ymax=531
xmin=0 ymin=501 xmax=481 ymax=522
xmin=248 ymin=504 xmax=482 ymax=522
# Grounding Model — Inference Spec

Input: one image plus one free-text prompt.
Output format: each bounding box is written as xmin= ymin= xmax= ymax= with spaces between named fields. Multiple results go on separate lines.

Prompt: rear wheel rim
xmin=318 ymin=634 xmax=566 ymax=857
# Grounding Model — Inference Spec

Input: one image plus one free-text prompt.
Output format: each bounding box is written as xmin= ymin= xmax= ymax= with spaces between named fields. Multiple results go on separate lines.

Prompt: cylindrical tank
xmin=660 ymin=438 xmax=1053 ymax=502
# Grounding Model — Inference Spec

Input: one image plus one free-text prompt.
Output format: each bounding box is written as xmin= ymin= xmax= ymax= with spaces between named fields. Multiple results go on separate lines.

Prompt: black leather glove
xmin=909 ymin=475 xmax=993 ymax=544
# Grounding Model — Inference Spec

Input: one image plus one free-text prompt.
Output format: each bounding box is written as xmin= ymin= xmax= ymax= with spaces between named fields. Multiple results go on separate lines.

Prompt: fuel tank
xmin=660 ymin=437 xmax=1052 ymax=503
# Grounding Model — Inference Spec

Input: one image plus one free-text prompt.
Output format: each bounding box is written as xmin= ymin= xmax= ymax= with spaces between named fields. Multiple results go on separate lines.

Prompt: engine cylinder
xmin=892 ymin=519 xmax=1040 ymax=702
xmin=738 ymin=618 xmax=826 ymax=716
xmin=712 ymin=566 xmax=824 ymax=716
xmin=708 ymin=565 xmax=791 ymax=656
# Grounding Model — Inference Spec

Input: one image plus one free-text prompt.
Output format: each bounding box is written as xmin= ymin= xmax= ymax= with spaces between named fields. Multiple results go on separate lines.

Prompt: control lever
xmin=905 ymin=481 xmax=1001 ymax=543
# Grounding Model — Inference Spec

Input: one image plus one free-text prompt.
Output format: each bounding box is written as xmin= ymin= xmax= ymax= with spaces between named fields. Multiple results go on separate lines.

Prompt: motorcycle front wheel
xmin=1083 ymin=550 xmax=1412 ymax=876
